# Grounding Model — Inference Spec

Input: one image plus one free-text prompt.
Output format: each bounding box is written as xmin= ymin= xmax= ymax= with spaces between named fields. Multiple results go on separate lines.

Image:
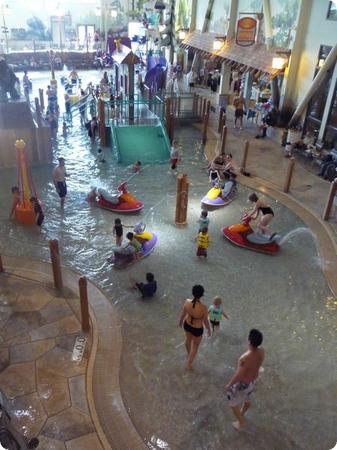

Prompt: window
xmin=327 ymin=1 xmax=337 ymax=20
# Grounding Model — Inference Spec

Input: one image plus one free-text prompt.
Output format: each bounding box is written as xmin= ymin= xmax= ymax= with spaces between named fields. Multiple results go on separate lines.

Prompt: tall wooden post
xmin=202 ymin=97 xmax=207 ymax=118
xmin=199 ymin=96 xmax=203 ymax=117
xmin=79 ymin=277 xmax=90 ymax=332
xmin=0 ymin=254 xmax=4 ymax=273
xmin=115 ymin=64 xmax=119 ymax=94
xmin=323 ymin=178 xmax=337 ymax=220
xmin=218 ymin=110 xmax=226 ymax=133
xmin=220 ymin=125 xmax=227 ymax=155
xmin=98 ymin=99 xmax=107 ymax=146
xmin=175 ymin=173 xmax=189 ymax=226
xmin=165 ymin=97 xmax=172 ymax=134
xmin=240 ymin=140 xmax=249 ymax=172
xmin=283 ymin=157 xmax=295 ymax=193
xmin=202 ymin=100 xmax=211 ymax=144
xmin=49 ymin=239 xmax=63 ymax=290
xmin=169 ymin=112 xmax=174 ymax=143
xmin=124 ymin=74 xmax=128 ymax=95
xmin=192 ymin=93 xmax=197 ymax=116
xmin=128 ymin=63 xmax=134 ymax=123
xmin=39 ymin=89 xmax=44 ymax=110
xmin=34 ymin=98 xmax=42 ymax=127
xmin=177 ymin=96 xmax=181 ymax=117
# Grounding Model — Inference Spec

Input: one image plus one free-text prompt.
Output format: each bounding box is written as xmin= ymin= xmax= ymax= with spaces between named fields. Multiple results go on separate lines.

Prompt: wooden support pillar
xmin=165 ymin=97 xmax=172 ymax=133
xmin=34 ymin=97 xmax=42 ymax=127
xmin=240 ymin=140 xmax=249 ymax=172
xmin=202 ymin=97 xmax=207 ymax=118
xmin=202 ymin=100 xmax=211 ymax=144
xmin=124 ymin=74 xmax=128 ymax=95
xmin=323 ymin=178 xmax=337 ymax=221
xmin=98 ymin=99 xmax=107 ymax=146
xmin=218 ymin=109 xmax=226 ymax=133
xmin=128 ymin=63 xmax=134 ymax=123
xmin=79 ymin=277 xmax=90 ymax=332
xmin=38 ymin=88 xmax=44 ymax=110
xmin=175 ymin=173 xmax=189 ymax=226
xmin=199 ymin=96 xmax=203 ymax=117
xmin=0 ymin=254 xmax=4 ymax=273
xmin=192 ymin=93 xmax=197 ymax=116
xmin=120 ymin=74 xmax=123 ymax=88
xmin=177 ymin=96 xmax=181 ymax=117
xmin=220 ymin=125 xmax=227 ymax=155
xmin=115 ymin=64 xmax=119 ymax=94
xmin=283 ymin=157 xmax=295 ymax=193
xmin=169 ymin=112 xmax=174 ymax=143
xmin=49 ymin=239 xmax=63 ymax=290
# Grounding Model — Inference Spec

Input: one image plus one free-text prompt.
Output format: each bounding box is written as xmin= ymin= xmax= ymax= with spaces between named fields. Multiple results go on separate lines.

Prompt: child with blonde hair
xmin=208 ymin=296 xmax=229 ymax=331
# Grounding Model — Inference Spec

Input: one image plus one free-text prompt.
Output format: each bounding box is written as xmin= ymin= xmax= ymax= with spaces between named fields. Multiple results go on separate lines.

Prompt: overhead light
xmin=178 ymin=29 xmax=187 ymax=40
xmin=272 ymin=56 xmax=287 ymax=70
xmin=95 ymin=7 xmax=101 ymax=16
xmin=158 ymin=24 xmax=165 ymax=32
xmin=110 ymin=9 xmax=117 ymax=18
xmin=213 ymin=37 xmax=225 ymax=51
xmin=318 ymin=58 xmax=325 ymax=68
xmin=154 ymin=0 xmax=166 ymax=10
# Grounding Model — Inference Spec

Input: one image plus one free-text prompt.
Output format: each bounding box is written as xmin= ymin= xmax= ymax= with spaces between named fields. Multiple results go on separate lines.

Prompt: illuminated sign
xmin=236 ymin=17 xmax=257 ymax=47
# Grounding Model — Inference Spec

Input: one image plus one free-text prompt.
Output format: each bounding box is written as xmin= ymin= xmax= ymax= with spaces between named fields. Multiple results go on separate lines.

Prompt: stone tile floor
xmin=0 ymin=272 xmax=103 ymax=450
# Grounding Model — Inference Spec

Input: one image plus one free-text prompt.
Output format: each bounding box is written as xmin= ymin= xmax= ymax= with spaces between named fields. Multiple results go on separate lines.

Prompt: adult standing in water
xmin=52 ymin=157 xmax=68 ymax=208
xmin=225 ymin=329 xmax=265 ymax=431
xmin=178 ymin=285 xmax=211 ymax=370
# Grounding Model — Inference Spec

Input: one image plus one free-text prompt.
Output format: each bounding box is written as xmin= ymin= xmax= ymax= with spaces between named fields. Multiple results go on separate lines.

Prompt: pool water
xmin=0 ymin=89 xmax=337 ymax=449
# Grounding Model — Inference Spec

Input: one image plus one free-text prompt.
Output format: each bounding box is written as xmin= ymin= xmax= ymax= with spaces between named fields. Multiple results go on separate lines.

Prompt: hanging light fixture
xmin=154 ymin=0 xmax=166 ymax=10
xmin=213 ymin=37 xmax=225 ymax=51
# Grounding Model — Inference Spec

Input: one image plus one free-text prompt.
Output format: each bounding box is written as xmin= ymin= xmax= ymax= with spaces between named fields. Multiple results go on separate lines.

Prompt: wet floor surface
xmin=0 ymin=272 xmax=103 ymax=450
xmin=1 ymin=71 xmax=337 ymax=449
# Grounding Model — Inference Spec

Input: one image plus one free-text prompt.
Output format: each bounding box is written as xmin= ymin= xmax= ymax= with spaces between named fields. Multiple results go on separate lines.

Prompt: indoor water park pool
xmin=1 ymin=119 xmax=337 ymax=450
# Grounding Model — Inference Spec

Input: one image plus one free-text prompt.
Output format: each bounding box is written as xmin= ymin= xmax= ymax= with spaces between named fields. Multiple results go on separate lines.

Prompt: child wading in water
xmin=197 ymin=210 xmax=210 ymax=232
xmin=9 ymin=186 xmax=20 ymax=219
xmin=196 ymin=227 xmax=210 ymax=258
xmin=170 ymin=140 xmax=180 ymax=170
xmin=208 ymin=296 xmax=229 ymax=331
xmin=113 ymin=218 xmax=132 ymax=246
xmin=30 ymin=196 xmax=44 ymax=231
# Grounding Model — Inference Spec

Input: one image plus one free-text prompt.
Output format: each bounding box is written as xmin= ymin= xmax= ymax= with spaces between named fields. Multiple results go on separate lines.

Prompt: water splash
xmin=279 ymin=227 xmax=313 ymax=246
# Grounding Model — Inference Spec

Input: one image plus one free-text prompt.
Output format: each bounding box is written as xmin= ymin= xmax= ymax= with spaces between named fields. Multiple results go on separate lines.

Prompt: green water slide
xmin=111 ymin=122 xmax=171 ymax=165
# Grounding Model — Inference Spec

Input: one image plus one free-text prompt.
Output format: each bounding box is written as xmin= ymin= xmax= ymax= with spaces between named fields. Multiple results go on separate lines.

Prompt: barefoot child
xmin=208 ymin=296 xmax=229 ymax=331
xmin=9 ymin=186 xmax=20 ymax=219
xmin=30 ymin=196 xmax=44 ymax=231
xmin=132 ymin=161 xmax=142 ymax=173
xmin=197 ymin=210 xmax=210 ymax=232
xmin=113 ymin=218 xmax=132 ymax=246
xmin=196 ymin=227 xmax=210 ymax=258
xmin=126 ymin=231 xmax=142 ymax=259
xmin=170 ymin=140 xmax=180 ymax=170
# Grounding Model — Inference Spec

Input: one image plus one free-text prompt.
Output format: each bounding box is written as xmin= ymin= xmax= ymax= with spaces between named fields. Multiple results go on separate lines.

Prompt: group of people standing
xmin=179 ymin=285 xmax=264 ymax=431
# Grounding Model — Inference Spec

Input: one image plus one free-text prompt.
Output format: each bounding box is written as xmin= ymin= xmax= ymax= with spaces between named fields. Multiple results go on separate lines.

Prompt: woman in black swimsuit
xmin=178 ymin=285 xmax=211 ymax=370
xmin=247 ymin=193 xmax=275 ymax=237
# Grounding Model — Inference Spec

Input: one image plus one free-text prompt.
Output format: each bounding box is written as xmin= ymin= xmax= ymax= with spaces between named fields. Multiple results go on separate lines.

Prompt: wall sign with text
xmin=236 ymin=17 xmax=258 ymax=47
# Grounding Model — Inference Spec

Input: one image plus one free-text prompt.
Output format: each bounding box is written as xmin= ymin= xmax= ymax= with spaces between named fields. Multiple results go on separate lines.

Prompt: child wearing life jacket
xmin=196 ymin=227 xmax=210 ymax=258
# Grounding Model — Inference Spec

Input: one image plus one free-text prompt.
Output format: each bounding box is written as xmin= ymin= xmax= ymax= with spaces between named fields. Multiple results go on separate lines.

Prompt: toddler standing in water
xmin=208 ymin=296 xmax=229 ymax=331
xmin=113 ymin=218 xmax=132 ymax=246
xmin=196 ymin=227 xmax=210 ymax=258
xmin=197 ymin=210 xmax=210 ymax=232
xmin=9 ymin=186 xmax=20 ymax=219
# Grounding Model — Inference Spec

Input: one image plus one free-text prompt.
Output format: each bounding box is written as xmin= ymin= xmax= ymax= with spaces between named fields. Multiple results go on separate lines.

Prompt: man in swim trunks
xmin=52 ymin=157 xmax=68 ymax=208
xmin=225 ymin=329 xmax=265 ymax=431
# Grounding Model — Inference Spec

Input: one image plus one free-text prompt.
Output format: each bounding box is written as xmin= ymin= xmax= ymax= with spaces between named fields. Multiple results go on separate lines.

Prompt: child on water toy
xmin=221 ymin=173 xmax=237 ymax=201
xmin=126 ymin=232 xmax=142 ymax=259
xmin=208 ymin=296 xmax=229 ymax=332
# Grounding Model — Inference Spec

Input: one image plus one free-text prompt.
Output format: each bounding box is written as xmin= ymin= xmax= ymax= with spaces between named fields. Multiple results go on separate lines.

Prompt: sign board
xmin=236 ymin=17 xmax=257 ymax=47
